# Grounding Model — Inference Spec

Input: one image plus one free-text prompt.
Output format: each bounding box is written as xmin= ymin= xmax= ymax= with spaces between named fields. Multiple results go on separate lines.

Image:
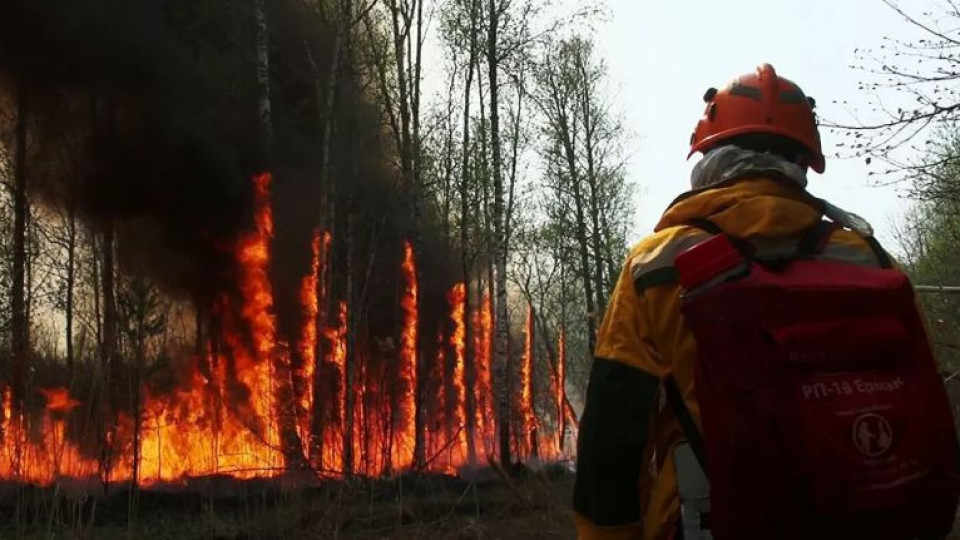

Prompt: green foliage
xmin=898 ymin=128 xmax=960 ymax=372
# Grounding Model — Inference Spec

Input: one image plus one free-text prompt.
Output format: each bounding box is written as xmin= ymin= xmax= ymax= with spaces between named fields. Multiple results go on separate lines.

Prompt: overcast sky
xmin=578 ymin=0 xmax=930 ymax=248
xmin=418 ymin=0 xmax=933 ymax=248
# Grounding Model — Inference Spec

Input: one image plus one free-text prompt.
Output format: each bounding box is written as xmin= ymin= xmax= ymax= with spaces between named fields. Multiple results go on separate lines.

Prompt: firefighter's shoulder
xmin=627 ymin=225 xmax=712 ymax=295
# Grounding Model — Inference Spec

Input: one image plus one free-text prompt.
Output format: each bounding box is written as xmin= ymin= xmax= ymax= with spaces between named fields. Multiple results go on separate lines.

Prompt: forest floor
xmin=0 ymin=465 xmax=577 ymax=539
xmin=3 ymin=467 xmax=960 ymax=539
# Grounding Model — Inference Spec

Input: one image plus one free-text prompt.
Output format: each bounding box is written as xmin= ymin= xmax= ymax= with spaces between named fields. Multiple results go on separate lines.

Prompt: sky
xmin=580 ymin=0 xmax=931 ymax=248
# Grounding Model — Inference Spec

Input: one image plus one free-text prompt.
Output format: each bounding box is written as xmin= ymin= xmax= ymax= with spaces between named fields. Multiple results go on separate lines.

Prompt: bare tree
xmin=456 ymin=0 xmax=482 ymax=467
xmin=534 ymin=40 xmax=597 ymax=354
xmin=117 ymin=277 xmax=167 ymax=498
xmin=11 ymin=84 xmax=28 ymax=413
xmin=830 ymin=0 xmax=960 ymax=197
xmin=363 ymin=0 xmax=429 ymax=469
xmin=533 ymin=36 xmax=632 ymax=355
xmin=256 ymin=0 xmax=274 ymax=146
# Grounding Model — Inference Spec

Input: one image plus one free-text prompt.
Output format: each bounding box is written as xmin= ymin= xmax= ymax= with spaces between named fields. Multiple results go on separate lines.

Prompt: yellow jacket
xmin=573 ymin=177 xmax=889 ymax=540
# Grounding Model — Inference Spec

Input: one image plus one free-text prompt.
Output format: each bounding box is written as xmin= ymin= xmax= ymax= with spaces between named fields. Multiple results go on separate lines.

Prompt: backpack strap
xmin=796 ymin=220 xmax=839 ymax=257
xmin=685 ymin=219 xmax=755 ymax=260
xmin=685 ymin=218 xmax=723 ymax=235
xmin=800 ymin=219 xmax=893 ymax=269
xmin=664 ymin=376 xmax=708 ymax=475
xmin=796 ymin=219 xmax=893 ymax=269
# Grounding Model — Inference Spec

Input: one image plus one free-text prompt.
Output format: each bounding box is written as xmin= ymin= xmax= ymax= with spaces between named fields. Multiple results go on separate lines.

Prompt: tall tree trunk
xmin=558 ymin=262 xmax=567 ymax=453
xmin=386 ymin=0 xmax=427 ymax=470
xmin=524 ymin=304 xmax=538 ymax=459
xmin=556 ymin=114 xmax=597 ymax=354
xmin=599 ymin=201 xmax=620 ymax=293
xmin=194 ymin=301 xmax=205 ymax=359
xmin=257 ymin=0 xmax=302 ymax=469
xmin=100 ymin=218 xmax=117 ymax=484
xmin=129 ymin=319 xmax=144 ymax=523
xmin=91 ymin=227 xmax=102 ymax=356
xmin=255 ymin=0 xmax=273 ymax=146
xmin=314 ymin=0 xmax=344 ymax=195
xmin=101 ymin=222 xmax=117 ymax=391
xmin=569 ymin=172 xmax=597 ymax=354
xmin=441 ymin=71 xmax=456 ymax=241
xmin=306 ymin=0 xmax=350 ymax=471
xmin=504 ymin=73 xmax=523 ymax=255
xmin=11 ymin=85 xmax=28 ymax=413
xmin=460 ymin=6 xmax=478 ymax=465
xmin=581 ymin=101 xmax=607 ymax=316
xmin=343 ymin=50 xmax=363 ymax=469
xmin=311 ymin=231 xmax=328 ymax=468
xmin=343 ymin=198 xmax=356 ymax=475
xmin=411 ymin=199 xmax=426 ymax=471
xmin=476 ymin=54 xmax=495 ymax=331
xmin=65 ymin=191 xmax=78 ymax=378
xmin=24 ymin=200 xmax=34 ymax=385
xmin=487 ymin=0 xmax=511 ymax=467
xmin=410 ymin=0 xmax=428 ymax=471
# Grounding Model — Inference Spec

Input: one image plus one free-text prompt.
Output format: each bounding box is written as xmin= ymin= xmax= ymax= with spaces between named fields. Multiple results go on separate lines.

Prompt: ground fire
xmin=0 ymin=174 xmax=570 ymax=487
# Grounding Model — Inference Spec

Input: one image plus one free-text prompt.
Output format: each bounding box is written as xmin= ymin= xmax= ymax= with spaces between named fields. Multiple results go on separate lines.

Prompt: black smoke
xmin=0 ymin=0 xmax=457 ymax=353
xmin=0 ymin=0 xmax=263 ymax=305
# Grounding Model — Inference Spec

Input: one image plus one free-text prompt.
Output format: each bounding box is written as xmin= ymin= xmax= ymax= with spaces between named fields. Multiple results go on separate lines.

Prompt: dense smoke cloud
xmin=0 ymin=0 xmax=268 ymax=304
xmin=0 ymin=0 xmax=457 ymax=346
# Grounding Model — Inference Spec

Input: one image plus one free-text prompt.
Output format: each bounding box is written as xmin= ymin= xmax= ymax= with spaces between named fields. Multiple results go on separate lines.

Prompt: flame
xmin=38 ymin=388 xmax=81 ymax=413
xmin=352 ymin=349 xmax=366 ymax=475
xmin=2 ymin=386 xmax=10 ymax=425
xmin=449 ymin=284 xmax=467 ymax=465
xmin=133 ymin=170 xmax=286 ymax=482
xmin=297 ymin=229 xmax=322 ymax=459
xmin=431 ymin=328 xmax=447 ymax=463
xmin=393 ymin=242 xmax=418 ymax=469
xmin=322 ymin=301 xmax=347 ymax=473
xmin=472 ymin=290 xmax=495 ymax=458
xmin=519 ymin=304 xmax=536 ymax=459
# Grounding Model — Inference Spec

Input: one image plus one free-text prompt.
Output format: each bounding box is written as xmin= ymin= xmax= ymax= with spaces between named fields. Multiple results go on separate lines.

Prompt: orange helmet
xmin=689 ymin=63 xmax=825 ymax=173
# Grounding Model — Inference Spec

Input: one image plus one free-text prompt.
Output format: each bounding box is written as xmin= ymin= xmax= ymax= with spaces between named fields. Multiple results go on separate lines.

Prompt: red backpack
xmin=668 ymin=220 xmax=960 ymax=540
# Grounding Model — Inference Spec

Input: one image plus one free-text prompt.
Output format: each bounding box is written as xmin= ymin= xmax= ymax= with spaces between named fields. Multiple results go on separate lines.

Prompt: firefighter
xmin=573 ymin=64 xmax=896 ymax=540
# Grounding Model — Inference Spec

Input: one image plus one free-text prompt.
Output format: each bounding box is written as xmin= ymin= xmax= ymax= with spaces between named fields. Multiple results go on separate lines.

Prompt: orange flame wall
xmin=0 ymin=174 xmax=572 ymax=487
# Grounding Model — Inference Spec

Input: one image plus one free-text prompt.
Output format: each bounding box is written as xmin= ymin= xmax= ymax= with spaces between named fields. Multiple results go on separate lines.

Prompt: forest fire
xmin=0 ymin=173 xmax=569 ymax=489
